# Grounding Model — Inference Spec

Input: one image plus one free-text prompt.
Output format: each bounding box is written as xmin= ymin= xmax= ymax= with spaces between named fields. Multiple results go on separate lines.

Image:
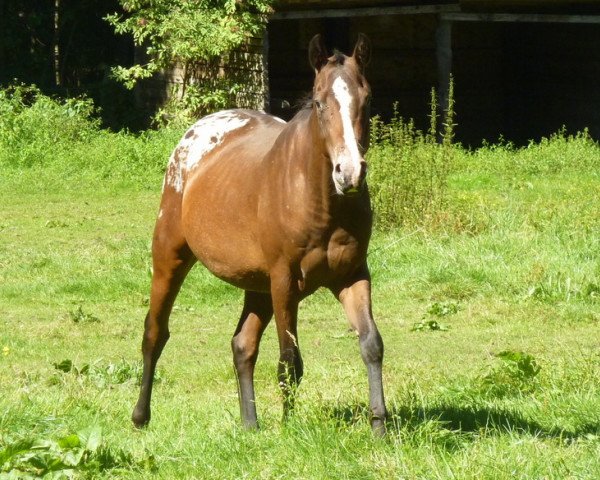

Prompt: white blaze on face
xmin=332 ymin=76 xmax=363 ymax=190
xmin=165 ymin=110 xmax=250 ymax=193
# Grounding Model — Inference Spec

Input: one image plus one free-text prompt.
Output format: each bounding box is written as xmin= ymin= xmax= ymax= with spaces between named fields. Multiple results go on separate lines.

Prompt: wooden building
xmin=268 ymin=0 xmax=600 ymax=145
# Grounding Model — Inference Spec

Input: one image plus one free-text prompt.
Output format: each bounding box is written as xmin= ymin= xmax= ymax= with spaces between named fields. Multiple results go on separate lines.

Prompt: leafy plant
xmin=427 ymin=301 xmax=459 ymax=317
xmin=0 ymin=427 xmax=152 ymax=477
xmin=478 ymin=350 xmax=541 ymax=398
xmin=52 ymin=359 xmax=155 ymax=387
xmin=368 ymin=82 xmax=456 ymax=229
xmin=106 ymin=0 xmax=274 ymax=122
xmin=68 ymin=306 xmax=100 ymax=324
xmin=0 ymin=84 xmax=100 ymax=168
xmin=411 ymin=320 xmax=449 ymax=332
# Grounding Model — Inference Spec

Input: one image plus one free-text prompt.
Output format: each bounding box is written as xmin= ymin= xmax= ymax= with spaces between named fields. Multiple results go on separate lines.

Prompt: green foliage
xmin=478 ymin=351 xmax=542 ymax=398
xmin=367 ymin=84 xmax=455 ymax=229
xmin=0 ymin=84 xmax=99 ymax=168
xmin=411 ymin=319 xmax=449 ymax=332
xmin=427 ymin=301 xmax=459 ymax=317
xmin=0 ymin=427 xmax=152 ymax=477
xmin=0 ymin=84 xmax=182 ymax=187
xmin=411 ymin=301 xmax=459 ymax=331
xmin=461 ymin=127 xmax=600 ymax=175
xmin=106 ymin=0 xmax=274 ymax=122
xmin=52 ymin=359 xmax=153 ymax=387
xmin=68 ymin=306 xmax=100 ymax=324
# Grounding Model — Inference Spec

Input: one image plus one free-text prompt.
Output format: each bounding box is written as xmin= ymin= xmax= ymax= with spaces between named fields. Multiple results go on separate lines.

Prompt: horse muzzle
xmin=333 ymin=159 xmax=367 ymax=195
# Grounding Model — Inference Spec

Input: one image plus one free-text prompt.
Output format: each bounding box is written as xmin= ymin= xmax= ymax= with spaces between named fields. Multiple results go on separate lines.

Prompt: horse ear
xmin=308 ymin=34 xmax=329 ymax=73
xmin=352 ymin=33 xmax=371 ymax=70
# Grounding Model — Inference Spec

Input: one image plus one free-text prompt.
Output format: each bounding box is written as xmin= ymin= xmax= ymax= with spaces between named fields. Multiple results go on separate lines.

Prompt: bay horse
xmin=132 ymin=34 xmax=387 ymax=435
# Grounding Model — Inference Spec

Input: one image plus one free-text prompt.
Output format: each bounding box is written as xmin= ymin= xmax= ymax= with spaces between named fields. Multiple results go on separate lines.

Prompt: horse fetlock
xmin=371 ymin=416 xmax=387 ymax=437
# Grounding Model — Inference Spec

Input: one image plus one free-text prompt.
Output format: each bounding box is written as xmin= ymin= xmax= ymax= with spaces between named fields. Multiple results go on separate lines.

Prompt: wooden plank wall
xmin=451 ymin=20 xmax=600 ymax=144
xmin=268 ymin=14 xmax=440 ymax=128
xmin=268 ymin=13 xmax=600 ymax=144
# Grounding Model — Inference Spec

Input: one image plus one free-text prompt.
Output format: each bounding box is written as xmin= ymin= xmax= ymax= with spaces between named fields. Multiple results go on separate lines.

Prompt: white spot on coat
xmin=165 ymin=111 xmax=250 ymax=193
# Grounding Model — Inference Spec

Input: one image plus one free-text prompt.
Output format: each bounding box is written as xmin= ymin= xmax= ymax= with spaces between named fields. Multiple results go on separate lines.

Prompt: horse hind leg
xmin=231 ymin=291 xmax=273 ymax=429
xmin=132 ymin=206 xmax=196 ymax=428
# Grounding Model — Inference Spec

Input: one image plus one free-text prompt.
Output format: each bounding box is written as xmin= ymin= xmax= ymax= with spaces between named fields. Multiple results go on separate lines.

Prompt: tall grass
xmin=464 ymin=128 xmax=600 ymax=175
xmin=1 ymin=84 xmax=599 ymax=478
xmin=0 ymin=84 xmax=181 ymax=190
xmin=367 ymin=85 xmax=455 ymax=230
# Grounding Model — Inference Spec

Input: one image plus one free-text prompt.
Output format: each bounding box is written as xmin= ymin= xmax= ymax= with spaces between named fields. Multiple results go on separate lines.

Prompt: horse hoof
xmin=131 ymin=408 xmax=150 ymax=428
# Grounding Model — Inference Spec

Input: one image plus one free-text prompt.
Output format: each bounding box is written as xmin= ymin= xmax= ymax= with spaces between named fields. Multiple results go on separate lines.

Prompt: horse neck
xmin=286 ymin=109 xmax=334 ymax=204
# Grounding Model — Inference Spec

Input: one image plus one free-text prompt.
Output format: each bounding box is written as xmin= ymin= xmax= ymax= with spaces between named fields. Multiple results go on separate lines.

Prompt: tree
xmin=106 ymin=0 xmax=274 ymax=124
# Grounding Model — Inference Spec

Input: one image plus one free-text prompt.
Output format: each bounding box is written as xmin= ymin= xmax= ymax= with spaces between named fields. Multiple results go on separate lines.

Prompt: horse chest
xmin=298 ymin=229 xmax=364 ymax=291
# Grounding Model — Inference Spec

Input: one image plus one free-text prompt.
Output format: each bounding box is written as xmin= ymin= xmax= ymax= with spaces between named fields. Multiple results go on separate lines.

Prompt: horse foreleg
xmin=132 ymin=235 xmax=195 ymax=428
xmin=270 ymin=268 xmax=303 ymax=419
xmin=231 ymin=291 xmax=273 ymax=429
xmin=334 ymin=269 xmax=387 ymax=436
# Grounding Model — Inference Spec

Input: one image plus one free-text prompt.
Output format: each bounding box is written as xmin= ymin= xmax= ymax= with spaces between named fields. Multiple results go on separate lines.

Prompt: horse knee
xmin=231 ymin=334 xmax=258 ymax=369
xmin=359 ymin=329 xmax=383 ymax=365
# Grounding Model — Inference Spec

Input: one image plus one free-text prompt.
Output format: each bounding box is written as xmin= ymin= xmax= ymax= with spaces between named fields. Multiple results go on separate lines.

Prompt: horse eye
xmin=314 ymin=100 xmax=326 ymax=111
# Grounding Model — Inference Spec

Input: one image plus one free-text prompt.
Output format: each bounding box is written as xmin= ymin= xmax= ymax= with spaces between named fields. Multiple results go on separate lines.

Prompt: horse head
xmin=309 ymin=34 xmax=372 ymax=196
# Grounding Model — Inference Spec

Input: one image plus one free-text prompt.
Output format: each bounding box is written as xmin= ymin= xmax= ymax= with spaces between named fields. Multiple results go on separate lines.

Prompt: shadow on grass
xmin=325 ymin=402 xmax=600 ymax=441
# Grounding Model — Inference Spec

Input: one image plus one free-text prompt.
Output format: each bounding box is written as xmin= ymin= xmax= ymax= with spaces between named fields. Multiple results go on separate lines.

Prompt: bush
xmin=463 ymin=128 xmax=600 ymax=175
xmin=367 ymin=86 xmax=455 ymax=230
xmin=0 ymin=84 xmax=182 ymax=188
xmin=0 ymin=84 xmax=100 ymax=168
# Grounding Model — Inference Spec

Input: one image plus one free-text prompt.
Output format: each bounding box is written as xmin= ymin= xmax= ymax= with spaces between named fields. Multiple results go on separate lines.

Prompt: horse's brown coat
xmin=132 ymin=34 xmax=387 ymax=435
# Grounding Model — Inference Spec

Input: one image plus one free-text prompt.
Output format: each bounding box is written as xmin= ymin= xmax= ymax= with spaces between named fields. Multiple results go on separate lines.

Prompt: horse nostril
xmin=335 ymin=163 xmax=342 ymax=174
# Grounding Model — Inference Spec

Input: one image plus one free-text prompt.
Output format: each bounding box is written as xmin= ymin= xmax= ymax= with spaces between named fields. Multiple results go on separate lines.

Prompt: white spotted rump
xmin=164 ymin=111 xmax=250 ymax=193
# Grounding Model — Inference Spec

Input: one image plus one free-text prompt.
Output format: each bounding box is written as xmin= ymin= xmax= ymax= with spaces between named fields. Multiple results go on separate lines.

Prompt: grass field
xmin=1 ymin=116 xmax=599 ymax=477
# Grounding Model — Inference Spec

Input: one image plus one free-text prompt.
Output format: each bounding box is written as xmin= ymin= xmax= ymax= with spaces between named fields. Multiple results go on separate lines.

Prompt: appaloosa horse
xmin=132 ymin=34 xmax=387 ymax=435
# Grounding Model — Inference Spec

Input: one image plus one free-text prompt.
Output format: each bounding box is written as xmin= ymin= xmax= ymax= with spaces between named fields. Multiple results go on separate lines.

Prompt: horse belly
xmin=181 ymin=136 xmax=273 ymax=292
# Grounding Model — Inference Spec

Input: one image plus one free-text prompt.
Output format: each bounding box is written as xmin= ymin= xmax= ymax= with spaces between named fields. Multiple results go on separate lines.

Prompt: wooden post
xmin=53 ymin=0 xmax=61 ymax=88
xmin=435 ymin=16 xmax=452 ymax=119
xmin=262 ymin=27 xmax=270 ymax=113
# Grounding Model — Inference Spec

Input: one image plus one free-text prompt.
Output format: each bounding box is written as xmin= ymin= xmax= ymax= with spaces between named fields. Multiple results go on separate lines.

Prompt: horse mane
xmin=331 ymin=50 xmax=346 ymax=66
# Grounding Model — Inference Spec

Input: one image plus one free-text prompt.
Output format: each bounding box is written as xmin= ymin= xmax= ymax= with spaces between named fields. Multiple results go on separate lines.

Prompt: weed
xmin=52 ymin=359 xmax=154 ymax=387
xmin=411 ymin=320 xmax=449 ymax=332
xmin=0 ymin=427 xmax=153 ymax=477
xmin=68 ymin=306 xmax=100 ymax=324
xmin=478 ymin=351 xmax=542 ymax=398
xmin=367 ymin=83 xmax=455 ymax=230
xmin=427 ymin=301 xmax=459 ymax=317
xmin=0 ymin=83 xmax=182 ymax=190
xmin=411 ymin=301 xmax=458 ymax=331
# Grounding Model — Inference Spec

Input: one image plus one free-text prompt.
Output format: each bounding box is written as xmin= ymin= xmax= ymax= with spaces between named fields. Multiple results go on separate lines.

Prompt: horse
xmin=131 ymin=33 xmax=387 ymax=436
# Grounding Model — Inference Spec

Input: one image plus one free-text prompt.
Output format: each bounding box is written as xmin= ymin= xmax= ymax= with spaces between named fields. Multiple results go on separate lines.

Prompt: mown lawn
xmin=1 ymin=132 xmax=599 ymax=478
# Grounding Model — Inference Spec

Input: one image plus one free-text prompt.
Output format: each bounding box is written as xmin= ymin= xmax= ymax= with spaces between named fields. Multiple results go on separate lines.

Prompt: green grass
xmin=1 ymin=91 xmax=599 ymax=477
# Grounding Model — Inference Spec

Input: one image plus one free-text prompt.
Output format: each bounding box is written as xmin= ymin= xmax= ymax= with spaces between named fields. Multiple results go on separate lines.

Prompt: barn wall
xmin=452 ymin=21 xmax=600 ymax=144
xmin=268 ymin=14 xmax=440 ymax=130
xmin=268 ymin=13 xmax=600 ymax=145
